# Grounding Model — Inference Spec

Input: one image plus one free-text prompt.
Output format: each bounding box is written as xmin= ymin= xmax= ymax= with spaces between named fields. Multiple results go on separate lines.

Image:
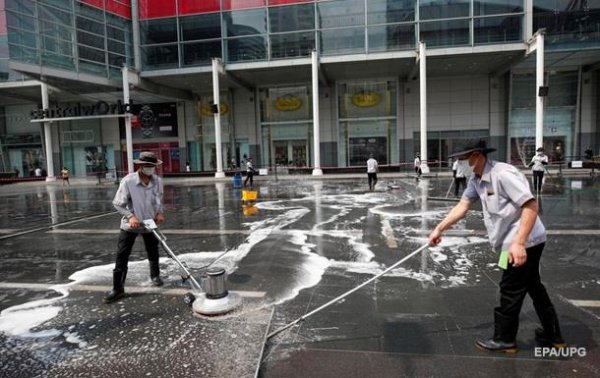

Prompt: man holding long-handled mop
xmin=428 ymin=140 xmax=565 ymax=353
xmin=104 ymin=151 xmax=165 ymax=303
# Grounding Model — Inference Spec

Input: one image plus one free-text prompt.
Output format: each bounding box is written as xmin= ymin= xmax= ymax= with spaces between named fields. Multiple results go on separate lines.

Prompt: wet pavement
xmin=0 ymin=173 xmax=599 ymax=377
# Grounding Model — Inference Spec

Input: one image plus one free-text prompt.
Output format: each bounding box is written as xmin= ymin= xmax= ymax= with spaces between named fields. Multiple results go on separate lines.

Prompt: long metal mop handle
xmin=266 ymin=243 xmax=429 ymax=339
xmin=150 ymin=228 xmax=203 ymax=291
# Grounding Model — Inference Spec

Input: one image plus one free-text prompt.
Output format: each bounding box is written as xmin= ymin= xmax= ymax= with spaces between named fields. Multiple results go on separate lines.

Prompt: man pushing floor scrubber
xmin=104 ymin=152 xmax=165 ymax=303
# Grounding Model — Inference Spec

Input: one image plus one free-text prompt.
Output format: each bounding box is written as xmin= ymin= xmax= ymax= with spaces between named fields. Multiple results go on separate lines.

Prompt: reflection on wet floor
xmin=1 ymin=176 xmax=600 ymax=377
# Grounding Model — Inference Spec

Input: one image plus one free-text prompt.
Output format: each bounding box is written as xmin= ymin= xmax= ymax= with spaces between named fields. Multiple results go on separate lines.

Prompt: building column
xmin=212 ymin=58 xmax=225 ymax=178
xmin=311 ymin=50 xmax=323 ymax=176
xmin=418 ymin=41 xmax=429 ymax=173
xmin=535 ymin=32 xmax=545 ymax=150
xmin=41 ymin=82 xmax=56 ymax=181
xmin=122 ymin=66 xmax=134 ymax=174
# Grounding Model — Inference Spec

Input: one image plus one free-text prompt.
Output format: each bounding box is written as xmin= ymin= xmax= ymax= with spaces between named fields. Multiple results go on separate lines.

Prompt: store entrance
xmin=274 ymin=140 xmax=307 ymax=166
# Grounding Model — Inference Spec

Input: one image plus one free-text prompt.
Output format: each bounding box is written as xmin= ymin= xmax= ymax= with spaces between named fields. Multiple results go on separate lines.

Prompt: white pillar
xmin=535 ymin=33 xmax=545 ymax=150
xmin=212 ymin=58 xmax=225 ymax=178
xmin=41 ymin=82 xmax=56 ymax=181
xmin=419 ymin=41 xmax=429 ymax=172
xmin=122 ymin=66 xmax=134 ymax=174
xmin=311 ymin=50 xmax=323 ymax=176
xmin=131 ymin=0 xmax=142 ymax=71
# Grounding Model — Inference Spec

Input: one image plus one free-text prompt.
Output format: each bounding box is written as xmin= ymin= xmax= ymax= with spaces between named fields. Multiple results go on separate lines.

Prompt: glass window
xmin=108 ymin=53 xmax=126 ymax=67
xmin=8 ymin=30 xmax=37 ymax=49
xmin=319 ymin=27 xmax=365 ymax=55
xmin=474 ymin=15 xmax=522 ymax=44
xmin=419 ymin=0 xmax=470 ymax=20
xmin=534 ymin=1 xmax=600 ymax=48
xmin=39 ymin=4 xmax=72 ymax=25
xmin=318 ymin=0 xmax=365 ymax=28
xmin=7 ymin=13 xmax=36 ymax=30
xmin=225 ymin=36 xmax=267 ymax=62
xmin=107 ymin=39 xmax=126 ymax=55
xmin=142 ymin=44 xmax=179 ymax=69
xmin=367 ymin=0 xmax=415 ymax=25
xmin=107 ymin=26 xmax=126 ymax=41
xmin=78 ymin=45 xmax=105 ymax=63
xmin=76 ymin=16 xmax=105 ymax=35
xmin=270 ymin=31 xmax=315 ymax=59
xmin=269 ymin=3 xmax=315 ymax=33
xmin=42 ymin=52 xmax=74 ymax=70
xmin=5 ymin=0 xmax=36 ymax=15
xmin=75 ymin=1 xmax=104 ymax=19
xmin=419 ymin=19 xmax=470 ymax=47
xmin=223 ymin=9 xmax=267 ymax=37
xmin=474 ymin=0 xmax=523 ymax=16
xmin=141 ymin=18 xmax=178 ymax=44
xmin=368 ymin=24 xmax=415 ymax=52
xmin=78 ymin=31 xmax=105 ymax=49
xmin=79 ymin=59 xmax=107 ymax=76
xmin=180 ymin=13 xmax=222 ymax=41
xmin=182 ymin=40 xmax=222 ymax=66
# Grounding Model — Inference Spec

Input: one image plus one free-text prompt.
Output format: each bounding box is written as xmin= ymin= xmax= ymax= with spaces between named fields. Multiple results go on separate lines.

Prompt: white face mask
xmin=141 ymin=166 xmax=155 ymax=176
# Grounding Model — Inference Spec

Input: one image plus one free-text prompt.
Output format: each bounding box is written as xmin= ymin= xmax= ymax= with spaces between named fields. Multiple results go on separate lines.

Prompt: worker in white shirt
xmin=366 ymin=154 xmax=378 ymax=191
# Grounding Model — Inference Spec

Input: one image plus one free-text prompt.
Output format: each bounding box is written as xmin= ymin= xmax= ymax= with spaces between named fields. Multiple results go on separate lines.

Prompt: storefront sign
xmin=119 ymin=103 xmax=178 ymax=139
xmin=199 ymin=102 xmax=229 ymax=117
xmin=274 ymin=95 xmax=302 ymax=111
xmin=31 ymin=100 xmax=132 ymax=120
xmin=352 ymin=91 xmax=380 ymax=108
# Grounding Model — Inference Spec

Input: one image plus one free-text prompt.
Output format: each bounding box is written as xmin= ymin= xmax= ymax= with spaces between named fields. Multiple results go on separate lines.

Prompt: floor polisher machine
xmin=143 ymin=219 xmax=242 ymax=316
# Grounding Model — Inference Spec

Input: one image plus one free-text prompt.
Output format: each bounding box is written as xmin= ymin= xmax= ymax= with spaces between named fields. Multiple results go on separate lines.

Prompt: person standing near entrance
xmin=104 ymin=151 xmax=165 ymax=303
xmin=452 ymin=158 xmax=468 ymax=197
xmin=428 ymin=139 xmax=565 ymax=353
xmin=528 ymin=147 xmax=548 ymax=194
xmin=366 ymin=154 xmax=378 ymax=191
xmin=414 ymin=152 xmax=422 ymax=179
xmin=244 ymin=157 xmax=255 ymax=187
xmin=61 ymin=166 xmax=70 ymax=186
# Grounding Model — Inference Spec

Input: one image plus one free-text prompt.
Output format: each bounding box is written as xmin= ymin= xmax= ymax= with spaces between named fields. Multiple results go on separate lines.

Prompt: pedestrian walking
xmin=185 ymin=161 xmax=191 ymax=172
xmin=244 ymin=157 xmax=255 ymax=187
xmin=452 ymin=158 xmax=468 ymax=197
xmin=61 ymin=166 xmax=70 ymax=186
xmin=414 ymin=152 xmax=422 ymax=179
xmin=428 ymin=139 xmax=565 ymax=353
xmin=366 ymin=154 xmax=378 ymax=191
xmin=104 ymin=151 xmax=165 ymax=303
xmin=528 ymin=147 xmax=548 ymax=194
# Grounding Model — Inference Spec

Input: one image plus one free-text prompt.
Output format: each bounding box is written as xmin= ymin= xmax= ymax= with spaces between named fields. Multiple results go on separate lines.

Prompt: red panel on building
xmin=79 ymin=0 xmax=104 ymax=10
xmin=178 ymin=0 xmax=220 ymax=15
xmin=139 ymin=0 xmax=176 ymax=20
xmin=269 ymin=0 xmax=314 ymax=6
xmin=223 ymin=0 xmax=266 ymax=11
xmin=106 ymin=0 xmax=131 ymax=19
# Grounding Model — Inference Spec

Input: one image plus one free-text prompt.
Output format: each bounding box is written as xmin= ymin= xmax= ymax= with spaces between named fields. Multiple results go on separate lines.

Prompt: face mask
xmin=141 ymin=166 xmax=155 ymax=176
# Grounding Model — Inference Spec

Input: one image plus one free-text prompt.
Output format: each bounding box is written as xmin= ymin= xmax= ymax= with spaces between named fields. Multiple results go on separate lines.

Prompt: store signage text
xmin=31 ymin=100 xmax=133 ymax=120
xmin=352 ymin=91 xmax=380 ymax=108
xmin=274 ymin=95 xmax=302 ymax=111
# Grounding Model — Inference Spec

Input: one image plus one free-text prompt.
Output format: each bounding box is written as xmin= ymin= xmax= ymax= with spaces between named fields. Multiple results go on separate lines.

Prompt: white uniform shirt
xmin=414 ymin=157 xmax=421 ymax=168
xmin=367 ymin=158 xmax=378 ymax=173
xmin=462 ymin=160 xmax=546 ymax=252
xmin=113 ymin=171 xmax=164 ymax=232
xmin=530 ymin=153 xmax=548 ymax=172
xmin=452 ymin=160 xmax=469 ymax=178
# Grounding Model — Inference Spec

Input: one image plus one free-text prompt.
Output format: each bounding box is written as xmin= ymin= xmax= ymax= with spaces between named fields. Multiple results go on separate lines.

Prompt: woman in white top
xmin=528 ymin=147 xmax=548 ymax=194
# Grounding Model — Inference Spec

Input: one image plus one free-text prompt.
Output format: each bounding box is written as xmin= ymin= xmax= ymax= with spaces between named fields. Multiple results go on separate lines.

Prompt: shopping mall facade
xmin=0 ymin=0 xmax=598 ymax=178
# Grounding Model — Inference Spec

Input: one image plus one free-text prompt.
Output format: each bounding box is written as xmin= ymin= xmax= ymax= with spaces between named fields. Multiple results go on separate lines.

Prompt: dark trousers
xmin=415 ymin=167 xmax=421 ymax=177
xmin=244 ymin=171 xmax=254 ymax=187
xmin=495 ymin=243 xmax=556 ymax=341
xmin=454 ymin=177 xmax=467 ymax=196
xmin=368 ymin=172 xmax=377 ymax=190
xmin=115 ymin=230 xmax=159 ymax=272
xmin=533 ymin=171 xmax=544 ymax=193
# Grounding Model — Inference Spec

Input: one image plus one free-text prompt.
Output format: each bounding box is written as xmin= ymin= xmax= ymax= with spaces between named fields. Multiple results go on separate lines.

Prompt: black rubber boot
xmin=103 ymin=269 xmax=126 ymax=303
xmin=475 ymin=311 xmax=518 ymax=354
xmin=150 ymin=261 xmax=163 ymax=287
xmin=535 ymin=307 xmax=566 ymax=348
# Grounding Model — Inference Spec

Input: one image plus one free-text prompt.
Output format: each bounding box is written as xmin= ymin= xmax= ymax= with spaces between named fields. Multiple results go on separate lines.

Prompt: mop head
xmin=191 ymin=292 xmax=242 ymax=316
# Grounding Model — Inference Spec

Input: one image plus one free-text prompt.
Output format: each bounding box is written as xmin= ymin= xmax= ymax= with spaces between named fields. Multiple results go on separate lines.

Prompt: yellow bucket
xmin=242 ymin=190 xmax=258 ymax=201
